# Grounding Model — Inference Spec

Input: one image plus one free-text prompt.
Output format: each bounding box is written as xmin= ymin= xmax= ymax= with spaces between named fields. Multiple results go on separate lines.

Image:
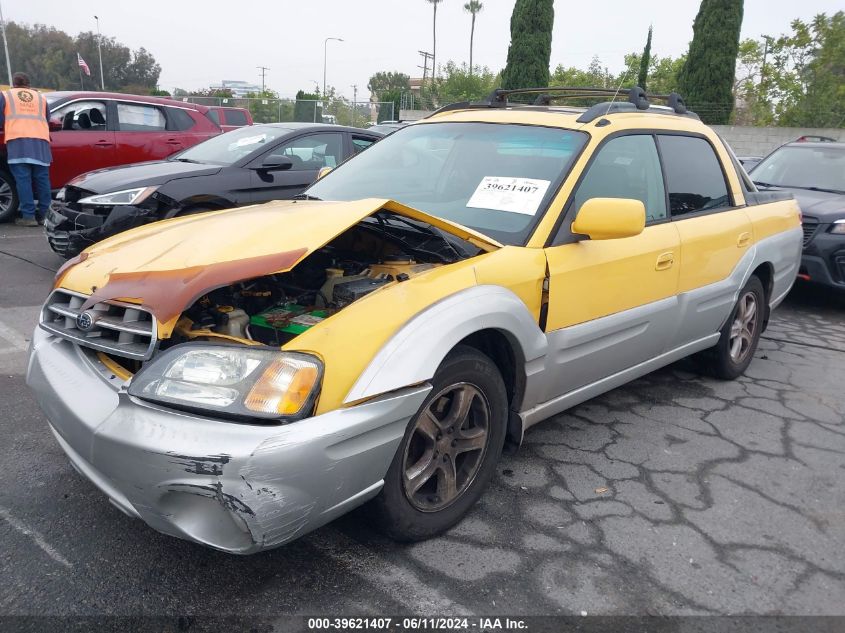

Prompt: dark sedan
xmin=750 ymin=141 xmax=845 ymax=291
xmin=44 ymin=123 xmax=382 ymax=257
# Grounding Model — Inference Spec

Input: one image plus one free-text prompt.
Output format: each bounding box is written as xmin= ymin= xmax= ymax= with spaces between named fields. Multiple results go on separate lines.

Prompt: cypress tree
xmin=501 ymin=0 xmax=554 ymax=91
xmin=677 ymin=0 xmax=744 ymax=124
xmin=638 ymin=25 xmax=653 ymax=92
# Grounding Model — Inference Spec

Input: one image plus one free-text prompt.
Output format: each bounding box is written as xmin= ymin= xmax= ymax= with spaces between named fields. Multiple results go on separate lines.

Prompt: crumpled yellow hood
xmin=56 ymin=198 xmax=500 ymax=327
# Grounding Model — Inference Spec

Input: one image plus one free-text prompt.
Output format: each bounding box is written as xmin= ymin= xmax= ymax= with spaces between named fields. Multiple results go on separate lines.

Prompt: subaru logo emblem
xmin=76 ymin=311 xmax=95 ymax=331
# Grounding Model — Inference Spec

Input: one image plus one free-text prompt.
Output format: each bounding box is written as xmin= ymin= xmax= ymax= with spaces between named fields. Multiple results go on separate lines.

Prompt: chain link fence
xmin=178 ymin=97 xmax=395 ymax=128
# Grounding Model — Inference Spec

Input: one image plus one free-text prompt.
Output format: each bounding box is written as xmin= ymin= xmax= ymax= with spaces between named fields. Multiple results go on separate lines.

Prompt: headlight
xmin=831 ymin=220 xmax=845 ymax=235
xmin=128 ymin=344 xmax=322 ymax=422
xmin=77 ymin=186 xmax=158 ymax=206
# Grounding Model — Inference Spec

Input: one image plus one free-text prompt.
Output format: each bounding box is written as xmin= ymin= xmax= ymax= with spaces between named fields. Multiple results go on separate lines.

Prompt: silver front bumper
xmin=26 ymin=327 xmax=430 ymax=554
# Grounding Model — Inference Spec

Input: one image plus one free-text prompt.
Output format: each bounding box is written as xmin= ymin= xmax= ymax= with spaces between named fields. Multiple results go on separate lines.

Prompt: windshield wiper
xmin=293 ymin=193 xmax=322 ymax=201
xmin=753 ymin=180 xmax=779 ymax=188
xmin=171 ymin=157 xmax=200 ymax=164
xmin=797 ymin=185 xmax=845 ymax=195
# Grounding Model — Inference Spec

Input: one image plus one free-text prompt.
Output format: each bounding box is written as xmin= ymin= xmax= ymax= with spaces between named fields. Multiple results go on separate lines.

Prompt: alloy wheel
xmin=0 ymin=180 xmax=12 ymax=214
xmin=402 ymin=382 xmax=491 ymax=512
xmin=729 ymin=291 xmax=758 ymax=363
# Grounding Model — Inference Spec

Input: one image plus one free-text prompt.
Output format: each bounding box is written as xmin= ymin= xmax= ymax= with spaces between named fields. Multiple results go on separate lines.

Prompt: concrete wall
xmin=401 ymin=109 xmax=842 ymax=158
xmin=712 ymin=126 xmax=842 ymax=157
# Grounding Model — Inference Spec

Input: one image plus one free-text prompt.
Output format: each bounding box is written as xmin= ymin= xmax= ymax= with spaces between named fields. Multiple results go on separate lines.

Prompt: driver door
xmin=541 ymin=134 xmax=681 ymax=400
xmin=48 ymin=100 xmax=116 ymax=188
xmin=248 ymin=132 xmax=344 ymax=204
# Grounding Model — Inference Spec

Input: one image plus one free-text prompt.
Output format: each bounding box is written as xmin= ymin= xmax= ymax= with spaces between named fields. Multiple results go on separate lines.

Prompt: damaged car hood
xmin=57 ymin=198 xmax=502 ymax=327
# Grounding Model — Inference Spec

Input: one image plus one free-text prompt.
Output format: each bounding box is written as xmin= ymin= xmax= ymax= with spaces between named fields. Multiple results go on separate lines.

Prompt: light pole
xmin=322 ymin=37 xmax=343 ymax=101
xmin=0 ymin=1 xmax=12 ymax=86
xmin=94 ymin=15 xmax=104 ymax=90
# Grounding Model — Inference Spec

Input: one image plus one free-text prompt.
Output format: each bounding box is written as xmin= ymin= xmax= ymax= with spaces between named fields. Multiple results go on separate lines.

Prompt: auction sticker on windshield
xmin=466 ymin=177 xmax=551 ymax=215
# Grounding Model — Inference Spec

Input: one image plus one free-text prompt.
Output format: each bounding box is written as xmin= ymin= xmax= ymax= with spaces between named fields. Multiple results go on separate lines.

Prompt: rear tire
xmin=370 ymin=345 xmax=508 ymax=541
xmin=701 ymin=275 xmax=765 ymax=380
xmin=0 ymin=169 xmax=19 ymax=223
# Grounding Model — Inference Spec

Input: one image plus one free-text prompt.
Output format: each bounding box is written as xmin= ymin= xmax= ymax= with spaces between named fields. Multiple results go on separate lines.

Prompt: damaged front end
xmin=45 ymin=185 xmax=177 ymax=259
xmin=28 ymin=197 xmax=497 ymax=552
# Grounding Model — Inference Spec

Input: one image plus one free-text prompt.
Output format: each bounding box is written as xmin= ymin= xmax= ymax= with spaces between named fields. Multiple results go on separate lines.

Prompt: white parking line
xmin=0 ymin=505 xmax=72 ymax=568
xmin=309 ymin=528 xmax=471 ymax=614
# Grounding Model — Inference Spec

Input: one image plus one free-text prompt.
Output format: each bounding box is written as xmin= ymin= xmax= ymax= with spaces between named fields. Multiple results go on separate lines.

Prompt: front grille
xmin=40 ymin=289 xmax=158 ymax=360
xmin=836 ymin=255 xmax=845 ymax=283
xmin=801 ymin=216 xmax=819 ymax=247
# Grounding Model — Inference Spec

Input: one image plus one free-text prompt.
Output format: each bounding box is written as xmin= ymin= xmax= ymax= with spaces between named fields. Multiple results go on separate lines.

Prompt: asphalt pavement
xmin=1 ymin=223 xmax=844 ymax=620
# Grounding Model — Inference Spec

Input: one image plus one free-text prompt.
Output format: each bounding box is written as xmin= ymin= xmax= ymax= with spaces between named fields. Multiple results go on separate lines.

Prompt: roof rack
xmin=428 ymin=86 xmax=698 ymax=122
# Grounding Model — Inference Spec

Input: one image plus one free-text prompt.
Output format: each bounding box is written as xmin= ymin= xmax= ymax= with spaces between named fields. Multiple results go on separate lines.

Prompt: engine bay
xmin=168 ymin=211 xmax=481 ymax=348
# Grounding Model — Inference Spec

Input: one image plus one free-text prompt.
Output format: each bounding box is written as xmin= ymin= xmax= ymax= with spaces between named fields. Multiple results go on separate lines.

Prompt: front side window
xmin=659 ymin=135 xmax=731 ymax=216
xmin=750 ymin=145 xmax=845 ymax=194
xmin=117 ymin=103 xmax=166 ymax=131
xmin=266 ymin=133 xmax=344 ymax=171
xmin=306 ymin=122 xmax=588 ymax=245
xmin=571 ymin=134 xmax=667 ymax=223
xmin=50 ymin=100 xmax=108 ymax=131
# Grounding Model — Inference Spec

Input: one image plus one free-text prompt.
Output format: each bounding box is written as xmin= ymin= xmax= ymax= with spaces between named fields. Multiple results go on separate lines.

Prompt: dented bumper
xmin=26 ymin=327 xmax=429 ymax=554
xmin=44 ymin=203 xmax=159 ymax=259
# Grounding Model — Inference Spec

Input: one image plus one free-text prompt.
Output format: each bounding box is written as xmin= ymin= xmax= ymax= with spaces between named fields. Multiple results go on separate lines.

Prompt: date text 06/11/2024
xmin=306 ymin=617 xmax=529 ymax=631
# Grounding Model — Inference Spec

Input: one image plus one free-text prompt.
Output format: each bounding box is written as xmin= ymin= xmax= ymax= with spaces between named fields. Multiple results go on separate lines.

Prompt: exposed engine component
xmin=332 ymin=277 xmax=392 ymax=307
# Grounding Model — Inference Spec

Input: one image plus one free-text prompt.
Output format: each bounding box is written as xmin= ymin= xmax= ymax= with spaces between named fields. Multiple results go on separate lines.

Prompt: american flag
xmin=77 ymin=53 xmax=91 ymax=76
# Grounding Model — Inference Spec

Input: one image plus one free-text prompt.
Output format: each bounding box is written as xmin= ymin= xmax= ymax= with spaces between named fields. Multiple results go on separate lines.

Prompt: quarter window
xmin=658 ymin=135 xmax=731 ymax=216
xmin=352 ymin=136 xmax=376 ymax=154
xmin=116 ymin=103 xmax=167 ymax=131
xmin=571 ymin=134 xmax=667 ymax=223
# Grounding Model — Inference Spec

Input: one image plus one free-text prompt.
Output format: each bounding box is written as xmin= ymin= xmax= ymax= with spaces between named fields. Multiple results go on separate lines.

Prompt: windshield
xmin=751 ymin=145 xmax=845 ymax=193
xmin=306 ymin=122 xmax=588 ymax=245
xmin=174 ymin=125 xmax=292 ymax=166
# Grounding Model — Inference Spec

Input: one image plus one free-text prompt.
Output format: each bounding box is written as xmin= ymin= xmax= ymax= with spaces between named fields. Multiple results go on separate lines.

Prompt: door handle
xmin=166 ymin=138 xmax=183 ymax=145
xmin=737 ymin=232 xmax=752 ymax=248
xmin=94 ymin=140 xmax=113 ymax=147
xmin=655 ymin=252 xmax=674 ymax=271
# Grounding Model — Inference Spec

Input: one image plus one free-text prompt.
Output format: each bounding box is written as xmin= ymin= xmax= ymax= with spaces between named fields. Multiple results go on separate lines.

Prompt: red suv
xmin=0 ymin=92 xmax=222 ymax=221
xmin=205 ymin=106 xmax=253 ymax=132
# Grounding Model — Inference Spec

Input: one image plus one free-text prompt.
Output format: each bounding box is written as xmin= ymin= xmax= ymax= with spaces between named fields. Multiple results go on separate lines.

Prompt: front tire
xmin=0 ymin=169 xmax=19 ymax=222
xmin=702 ymin=275 xmax=765 ymax=380
xmin=371 ymin=345 xmax=508 ymax=541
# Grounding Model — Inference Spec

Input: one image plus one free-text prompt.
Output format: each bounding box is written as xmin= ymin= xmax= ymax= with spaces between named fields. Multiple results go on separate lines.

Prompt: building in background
xmin=210 ymin=80 xmax=262 ymax=97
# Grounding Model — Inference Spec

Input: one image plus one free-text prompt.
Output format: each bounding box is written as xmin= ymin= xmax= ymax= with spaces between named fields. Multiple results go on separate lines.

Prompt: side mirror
xmin=571 ymin=198 xmax=645 ymax=240
xmin=48 ymin=118 xmax=63 ymax=131
xmin=258 ymin=156 xmax=293 ymax=171
xmin=316 ymin=166 xmax=333 ymax=180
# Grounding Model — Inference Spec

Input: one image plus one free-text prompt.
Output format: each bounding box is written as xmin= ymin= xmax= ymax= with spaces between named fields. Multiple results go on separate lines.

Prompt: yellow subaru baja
xmin=27 ymin=87 xmax=802 ymax=553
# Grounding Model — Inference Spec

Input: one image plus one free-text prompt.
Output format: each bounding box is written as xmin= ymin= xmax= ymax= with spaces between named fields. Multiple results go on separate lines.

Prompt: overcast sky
xmin=6 ymin=0 xmax=843 ymax=99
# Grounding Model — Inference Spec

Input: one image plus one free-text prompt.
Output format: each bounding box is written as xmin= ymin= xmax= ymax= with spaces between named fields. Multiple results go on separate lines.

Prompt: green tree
xmin=501 ymin=0 xmax=554 ymax=92
xmin=638 ymin=25 xmax=653 ymax=91
xmin=677 ymin=0 xmax=745 ymax=124
xmin=245 ymin=90 xmax=281 ymax=124
xmin=464 ymin=1 xmax=483 ymax=75
xmin=426 ymin=0 xmax=443 ymax=80
xmin=294 ymin=90 xmax=322 ymax=122
xmin=367 ymin=71 xmax=410 ymax=123
xmin=433 ymin=60 xmax=499 ymax=103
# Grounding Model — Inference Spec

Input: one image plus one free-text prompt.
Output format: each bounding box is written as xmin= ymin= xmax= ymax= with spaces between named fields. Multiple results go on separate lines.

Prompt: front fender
xmin=344 ymin=284 xmax=548 ymax=404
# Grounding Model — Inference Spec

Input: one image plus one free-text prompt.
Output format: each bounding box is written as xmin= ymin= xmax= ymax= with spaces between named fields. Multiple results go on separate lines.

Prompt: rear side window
xmin=206 ymin=110 xmax=221 ymax=125
xmin=166 ymin=107 xmax=195 ymax=131
xmin=224 ymin=109 xmax=248 ymax=126
xmin=658 ymin=135 xmax=731 ymax=216
xmin=117 ymin=103 xmax=166 ymax=131
xmin=352 ymin=135 xmax=376 ymax=154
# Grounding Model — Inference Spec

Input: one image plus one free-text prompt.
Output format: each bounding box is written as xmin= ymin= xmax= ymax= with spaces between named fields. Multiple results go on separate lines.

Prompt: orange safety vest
xmin=3 ymin=88 xmax=50 ymax=142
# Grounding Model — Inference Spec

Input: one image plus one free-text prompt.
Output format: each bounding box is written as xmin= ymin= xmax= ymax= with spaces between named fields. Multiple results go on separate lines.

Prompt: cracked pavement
xmin=1 ymin=225 xmax=844 ymax=617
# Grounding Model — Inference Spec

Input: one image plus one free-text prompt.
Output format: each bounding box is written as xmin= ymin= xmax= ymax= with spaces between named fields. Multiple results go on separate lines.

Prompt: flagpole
xmin=79 ymin=64 xmax=83 ymax=90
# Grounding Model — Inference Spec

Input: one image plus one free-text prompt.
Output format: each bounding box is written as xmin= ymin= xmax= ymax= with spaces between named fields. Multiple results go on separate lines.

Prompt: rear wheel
xmin=0 ymin=169 xmax=19 ymax=222
xmin=371 ymin=345 xmax=507 ymax=541
xmin=701 ymin=275 xmax=765 ymax=380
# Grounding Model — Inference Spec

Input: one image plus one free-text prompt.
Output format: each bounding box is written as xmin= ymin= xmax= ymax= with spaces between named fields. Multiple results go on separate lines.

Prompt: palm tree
xmin=426 ymin=0 xmax=443 ymax=81
xmin=464 ymin=1 xmax=483 ymax=75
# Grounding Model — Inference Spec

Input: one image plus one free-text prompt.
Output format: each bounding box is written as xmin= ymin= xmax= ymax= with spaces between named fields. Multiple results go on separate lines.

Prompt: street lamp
xmin=94 ymin=15 xmax=104 ymax=90
xmin=322 ymin=37 xmax=343 ymax=101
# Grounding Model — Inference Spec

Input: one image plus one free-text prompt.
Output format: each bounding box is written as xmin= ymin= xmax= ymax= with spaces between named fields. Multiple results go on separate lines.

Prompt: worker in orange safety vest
xmin=0 ymin=73 xmax=52 ymax=226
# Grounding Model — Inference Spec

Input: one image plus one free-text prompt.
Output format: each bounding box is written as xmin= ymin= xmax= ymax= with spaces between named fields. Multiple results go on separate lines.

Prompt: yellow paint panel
xmin=746 ymin=199 xmax=801 ymax=240
xmin=544 ymin=222 xmax=680 ymax=330
xmin=674 ymin=209 xmax=752 ymax=293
